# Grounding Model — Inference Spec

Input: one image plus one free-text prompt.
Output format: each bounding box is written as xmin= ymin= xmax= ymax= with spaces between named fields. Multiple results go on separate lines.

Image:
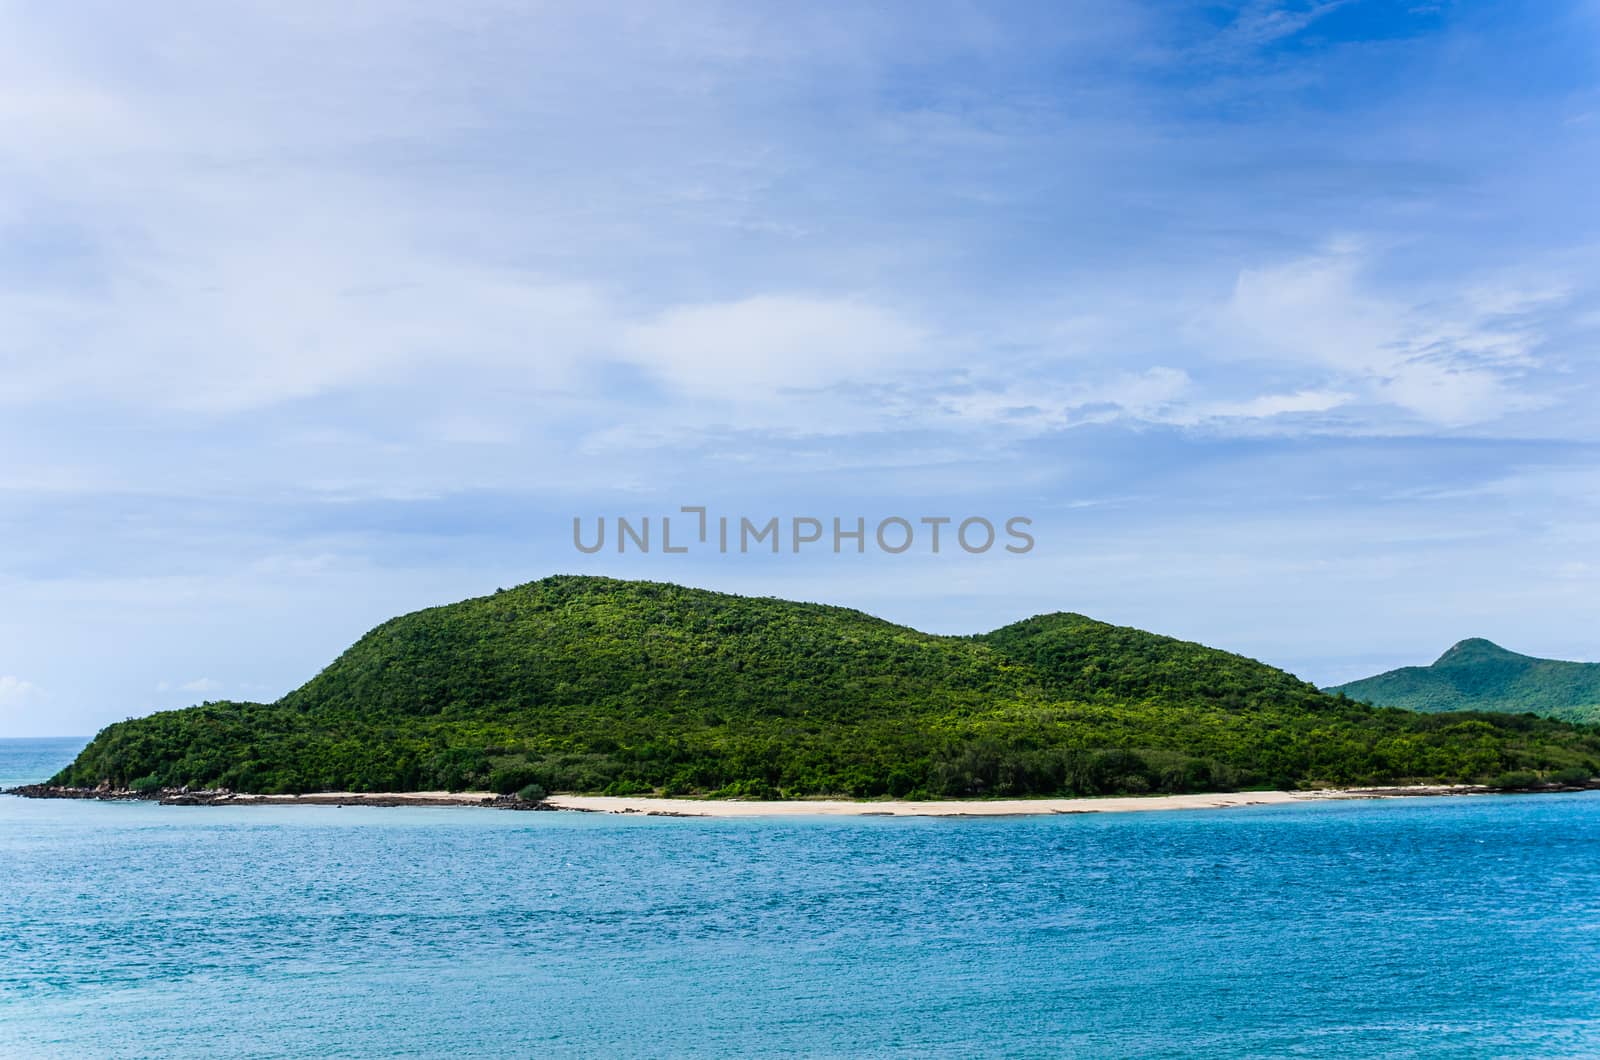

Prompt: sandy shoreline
xmin=10 ymin=783 xmax=1534 ymax=815
xmin=542 ymin=786 xmax=1488 ymax=817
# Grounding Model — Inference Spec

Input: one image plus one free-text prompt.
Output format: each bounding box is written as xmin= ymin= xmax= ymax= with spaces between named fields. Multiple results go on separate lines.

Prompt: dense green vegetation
xmin=55 ymin=577 xmax=1600 ymax=798
xmin=1328 ymin=638 xmax=1600 ymax=726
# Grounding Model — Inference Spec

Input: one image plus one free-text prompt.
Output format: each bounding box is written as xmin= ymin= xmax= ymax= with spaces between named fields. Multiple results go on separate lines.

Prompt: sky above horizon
xmin=4 ymin=0 xmax=1600 ymax=736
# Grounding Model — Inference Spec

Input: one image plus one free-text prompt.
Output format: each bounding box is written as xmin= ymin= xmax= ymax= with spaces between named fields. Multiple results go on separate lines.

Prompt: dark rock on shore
xmin=3 ymin=783 xmax=555 ymax=810
xmin=3 ymin=783 xmax=151 ymax=801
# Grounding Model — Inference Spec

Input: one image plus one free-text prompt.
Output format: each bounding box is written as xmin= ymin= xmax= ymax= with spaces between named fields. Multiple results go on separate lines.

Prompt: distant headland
xmin=1328 ymin=639 xmax=1600 ymax=725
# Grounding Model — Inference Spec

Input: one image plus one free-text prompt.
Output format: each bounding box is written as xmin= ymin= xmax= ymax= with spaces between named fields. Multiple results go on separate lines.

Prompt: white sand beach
xmin=543 ymin=786 xmax=1485 ymax=818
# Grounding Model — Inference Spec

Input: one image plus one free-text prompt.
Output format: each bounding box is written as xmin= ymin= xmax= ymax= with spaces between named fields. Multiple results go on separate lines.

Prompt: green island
xmin=51 ymin=576 xmax=1600 ymax=798
xmin=1328 ymin=638 xmax=1600 ymax=726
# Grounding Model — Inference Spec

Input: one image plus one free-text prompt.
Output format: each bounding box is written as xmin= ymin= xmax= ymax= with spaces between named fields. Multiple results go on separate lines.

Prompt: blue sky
xmin=3 ymin=0 xmax=1599 ymax=736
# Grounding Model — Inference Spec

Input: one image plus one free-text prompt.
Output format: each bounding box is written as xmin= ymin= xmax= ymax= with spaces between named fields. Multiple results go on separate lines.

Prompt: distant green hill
xmin=52 ymin=578 xmax=1600 ymax=797
xmin=1327 ymin=639 xmax=1600 ymax=725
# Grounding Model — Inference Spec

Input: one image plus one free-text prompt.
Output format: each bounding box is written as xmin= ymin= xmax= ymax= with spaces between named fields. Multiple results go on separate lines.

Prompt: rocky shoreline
xmin=3 ymin=784 xmax=556 ymax=810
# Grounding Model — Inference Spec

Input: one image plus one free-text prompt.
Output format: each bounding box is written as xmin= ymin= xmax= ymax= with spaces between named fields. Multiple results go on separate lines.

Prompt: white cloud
xmin=624 ymin=295 xmax=925 ymax=398
xmin=1183 ymin=388 xmax=1353 ymax=423
xmin=0 ymin=675 xmax=42 ymax=710
xmin=0 ymin=1 xmax=1589 ymax=450
xmin=0 ymin=675 xmax=43 ymax=726
xmin=0 ymin=236 xmax=614 ymax=413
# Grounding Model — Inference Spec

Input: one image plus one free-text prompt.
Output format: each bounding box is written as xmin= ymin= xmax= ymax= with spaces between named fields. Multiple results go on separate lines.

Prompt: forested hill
xmin=51 ymin=577 xmax=1600 ymax=798
xmin=1328 ymin=639 xmax=1600 ymax=725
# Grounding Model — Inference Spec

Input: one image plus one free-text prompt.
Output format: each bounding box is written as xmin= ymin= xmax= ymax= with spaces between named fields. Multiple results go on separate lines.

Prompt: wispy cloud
xmin=1215 ymin=246 xmax=1569 ymax=427
xmin=1194 ymin=0 xmax=1357 ymax=62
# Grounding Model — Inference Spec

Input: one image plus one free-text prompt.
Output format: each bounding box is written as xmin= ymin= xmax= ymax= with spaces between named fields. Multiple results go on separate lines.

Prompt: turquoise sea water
xmin=2 ymin=738 xmax=1598 ymax=1059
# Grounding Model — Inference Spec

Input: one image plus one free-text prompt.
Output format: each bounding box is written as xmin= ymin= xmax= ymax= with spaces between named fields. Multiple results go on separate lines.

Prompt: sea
xmin=1 ymin=736 xmax=1597 ymax=1059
